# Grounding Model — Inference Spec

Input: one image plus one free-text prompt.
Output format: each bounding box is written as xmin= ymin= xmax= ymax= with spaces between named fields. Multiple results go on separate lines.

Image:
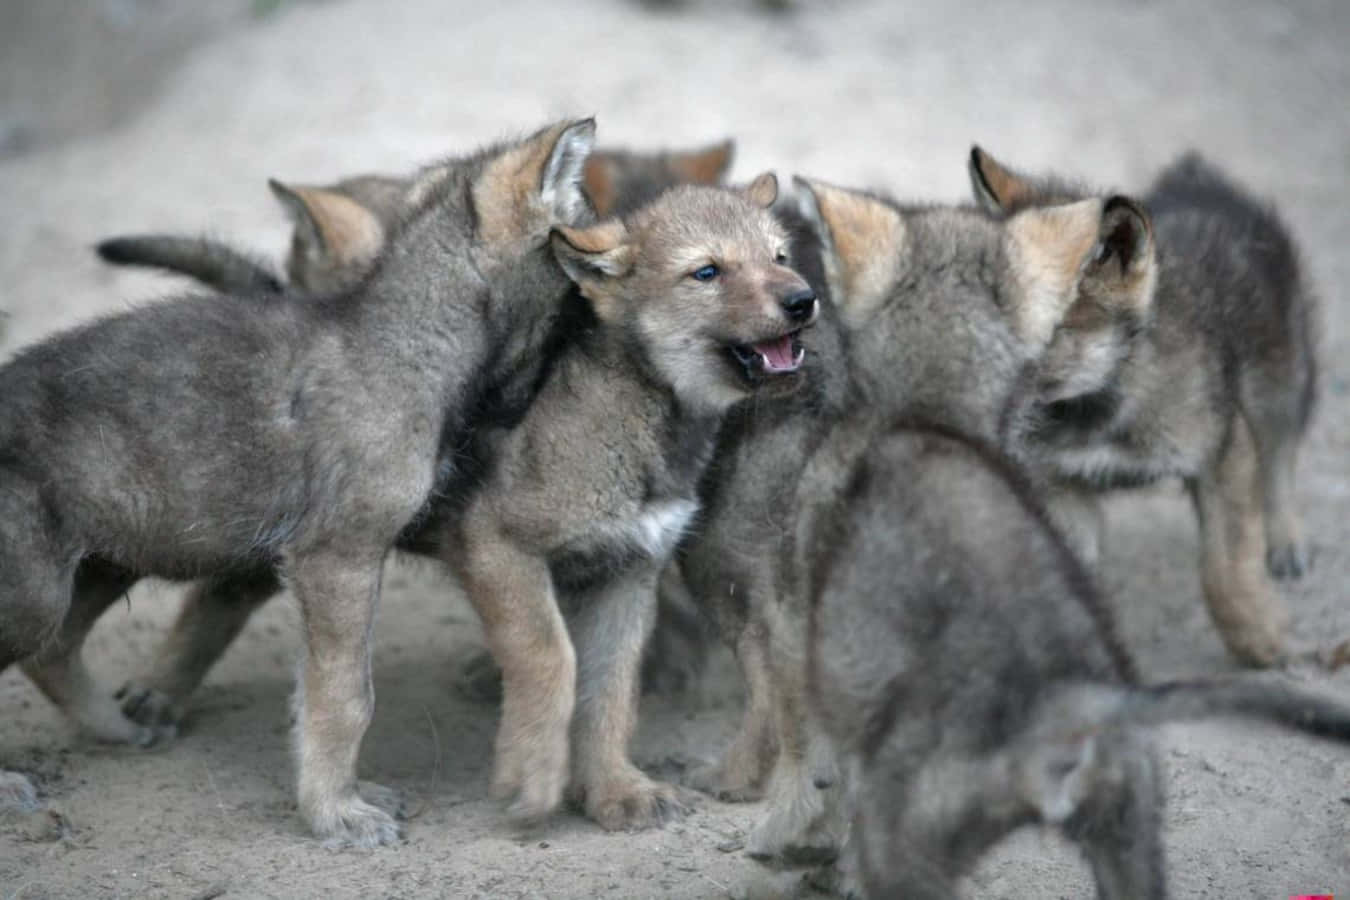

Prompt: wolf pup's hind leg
xmin=1242 ymin=368 xmax=1313 ymax=580
xmin=1063 ymin=731 xmax=1167 ymax=900
xmin=1189 ymin=419 xmax=1289 ymax=666
xmin=119 ymin=566 xmax=282 ymax=728
xmin=20 ymin=558 xmax=171 ymax=746
xmin=290 ymin=551 xmax=402 ymax=849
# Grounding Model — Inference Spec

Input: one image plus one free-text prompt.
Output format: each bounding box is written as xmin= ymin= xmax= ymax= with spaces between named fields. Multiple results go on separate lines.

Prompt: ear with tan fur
xmin=969 ymin=146 xmax=1036 ymax=217
xmin=269 ymin=178 xmax=385 ymax=265
xmin=667 ymin=139 xmax=735 ymax=186
xmin=743 ymin=172 xmax=778 ymax=209
xmin=473 ymin=118 xmax=597 ymax=246
xmin=1003 ymin=195 xmax=1155 ymax=348
xmin=793 ymin=176 xmax=906 ymax=324
xmin=582 ymin=155 xmax=620 ymax=218
xmin=549 ymin=220 xmax=634 ymax=321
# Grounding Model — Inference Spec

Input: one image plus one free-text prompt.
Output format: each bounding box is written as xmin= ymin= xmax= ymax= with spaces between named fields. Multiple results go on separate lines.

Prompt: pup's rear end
xmin=807 ymin=424 xmax=1350 ymax=898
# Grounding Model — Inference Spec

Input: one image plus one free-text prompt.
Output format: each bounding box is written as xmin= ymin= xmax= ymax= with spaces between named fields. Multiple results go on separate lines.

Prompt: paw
xmin=685 ymin=758 xmax=766 ymax=803
xmin=747 ymin=823 xmax=840 ymax=869
xmin=78 ymin=693 xmax=177 ymax=747
xmin=455 ymin=651 xmax=503 ymax=704
xmin=116 ymin=682 xmax=184 ymax=730
xmin=307 ymin=789 xmax=404 ymax=849
xmin=579 ymin=772 xmax=694 ymax=832
xmin=0 ymin=771 xmax=41 ymax=814
xmin=357 ymin=780 xmax=407 ymax=820
xmin=1267 ymin=542 xmax=1311 ymax=579
xmin=745 ymin=770 xmax=843 ymax=868
xmin=491 ymin=733 xmax=568 ymax=824
xmin=1219 ymin=621 xmax=1288 ymax=669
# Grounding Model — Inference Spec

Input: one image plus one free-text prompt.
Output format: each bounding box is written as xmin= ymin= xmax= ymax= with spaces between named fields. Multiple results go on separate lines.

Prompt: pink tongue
xmin=753 ymin=335 xmax=800 ymax=372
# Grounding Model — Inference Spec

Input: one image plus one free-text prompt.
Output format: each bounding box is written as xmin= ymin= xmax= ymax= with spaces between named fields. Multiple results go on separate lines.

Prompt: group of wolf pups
xmin=0 ymin=116 xmax=1343 ymax=898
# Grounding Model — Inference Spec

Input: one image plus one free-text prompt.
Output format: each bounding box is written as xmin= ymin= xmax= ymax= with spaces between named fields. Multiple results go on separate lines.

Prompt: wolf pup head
xmin=971 ymin=146 xmax=1158 ymax=402
xmin=269 ymin=175 xmax=405 ymax=294
xmin=582 ymin=139 xmax=735 ymax=218
xmin=795 ymin=174 xmax=1156 ymax=417
xmin=551 ymin=173 xmax=817 ymax=413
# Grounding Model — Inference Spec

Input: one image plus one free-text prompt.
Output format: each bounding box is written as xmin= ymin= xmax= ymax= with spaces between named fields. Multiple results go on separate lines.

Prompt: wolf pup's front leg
xmin=290 ymin=551 xmax=403 ymax=848
xmin=453 ymin=509 xmax=576 ymax=822
xmin=567 ymin=567 xmax=692 ymax=830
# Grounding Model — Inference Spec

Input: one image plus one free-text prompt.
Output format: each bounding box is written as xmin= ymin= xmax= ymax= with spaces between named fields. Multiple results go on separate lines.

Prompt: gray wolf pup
xmin=443 ymin=172 xmax=817 ymax=828
xmin=970 ymin=147 xmax=1319 ymax=666
xmin=695 ymin=176 xmax=1087 ymax=865
xmin=806 ymin=421 xmax=1350 ymax=899
xmin=0 ymin=118 xmax=598 ymax=846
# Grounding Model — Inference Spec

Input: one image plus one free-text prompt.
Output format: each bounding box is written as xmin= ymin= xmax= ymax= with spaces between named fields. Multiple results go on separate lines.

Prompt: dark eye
xmin=691 ymin=264 xmax=719 ymax=282
xmin=774 ymin=251 xmax=788 ymax=264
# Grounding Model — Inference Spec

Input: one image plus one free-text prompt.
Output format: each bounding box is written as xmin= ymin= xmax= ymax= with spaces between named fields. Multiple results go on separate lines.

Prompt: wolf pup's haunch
xmin=806 ymin=423 xmax=1350 ymax=899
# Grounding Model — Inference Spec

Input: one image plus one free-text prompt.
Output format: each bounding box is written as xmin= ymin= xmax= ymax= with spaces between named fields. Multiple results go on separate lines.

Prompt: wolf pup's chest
xmin=548 ymin=498 xmax=699 ymax=594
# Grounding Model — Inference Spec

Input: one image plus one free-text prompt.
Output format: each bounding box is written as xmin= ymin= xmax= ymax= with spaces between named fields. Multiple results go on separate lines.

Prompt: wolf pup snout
xmin=780 ymin=286 xmax=817 ymax=324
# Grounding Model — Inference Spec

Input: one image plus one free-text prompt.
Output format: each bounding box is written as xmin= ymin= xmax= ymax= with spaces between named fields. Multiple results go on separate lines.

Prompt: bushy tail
xmin=96 ymin=235 xmax=284 ymax=295
xmin=1124 ymin=676 xmax=1350 ymax=742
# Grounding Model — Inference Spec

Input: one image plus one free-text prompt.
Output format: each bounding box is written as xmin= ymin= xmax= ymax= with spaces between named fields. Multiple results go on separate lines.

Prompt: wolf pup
xmin=693 ymin=177 xmax=1114 ymax=865
xmin=805 ymin=421 xmax=1350 ymax=899
xmin=443 ymin=173 xmax=817 ymax=827
xmin=0 ymin=119 xmax=598 ymax=846
xmin=969 ymin=147 xmax=1319 ymax=666
xmin=95 ymin=140 xmax=735 ymax=297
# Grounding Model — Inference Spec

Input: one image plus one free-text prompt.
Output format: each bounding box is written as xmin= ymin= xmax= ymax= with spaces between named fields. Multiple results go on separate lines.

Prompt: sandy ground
xmin=1 ymin=0 xmax=1349 ymax=897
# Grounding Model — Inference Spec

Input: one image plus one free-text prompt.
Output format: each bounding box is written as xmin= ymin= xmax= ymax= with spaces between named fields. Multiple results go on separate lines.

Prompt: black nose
xmin=781 ymin=288 xmax=817 ymax=323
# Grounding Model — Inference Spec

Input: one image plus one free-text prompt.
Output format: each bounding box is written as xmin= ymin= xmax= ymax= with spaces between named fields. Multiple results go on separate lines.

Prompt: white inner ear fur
xmin=1004 ymin=198 xmax=1103 ymax=350
xmin=541 ymin=120 xmax=597 ymax=225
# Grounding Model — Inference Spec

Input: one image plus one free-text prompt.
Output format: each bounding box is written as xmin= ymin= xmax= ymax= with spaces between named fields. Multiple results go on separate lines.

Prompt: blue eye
xmin=692 ymin=264 xmax=719 ymax=282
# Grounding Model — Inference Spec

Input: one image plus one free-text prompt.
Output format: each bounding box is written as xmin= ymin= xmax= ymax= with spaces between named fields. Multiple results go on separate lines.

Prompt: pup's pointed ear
xmin=743 ymin=172 xmax=778 ymax=209
xmin=793 ymin=176 xmax=906 ymax=325
xmin=269 ymin=178 xmax=385 ymax=265
xmin=582 ymin=154 xmax=620 ymax=217
xmin=474 ymin=118 xmax=598 ymax=247
xmin=550 ymin=219 xmax=634 ymax=321
xmin=667 ymin=138 xmax=736 ymax=185
xmin=1003 ymin=198 xmax=1103 ymax=347
xmin=540 ymin=118 xmax=597 ymax=223
xmin=1004 ymin=195 xmax=1156 ymax=349
xmin=1087 ymin=196 xmax=1154 ymax=293
xmin=969 ymin=146 xmax=1035 ymax=216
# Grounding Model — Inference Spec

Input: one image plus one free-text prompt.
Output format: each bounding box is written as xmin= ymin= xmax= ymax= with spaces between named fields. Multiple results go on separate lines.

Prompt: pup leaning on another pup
xmin=0 ymin=119 xmax=597 ymax=846
xmin=0 ymin=120 xmax=820 ymax=845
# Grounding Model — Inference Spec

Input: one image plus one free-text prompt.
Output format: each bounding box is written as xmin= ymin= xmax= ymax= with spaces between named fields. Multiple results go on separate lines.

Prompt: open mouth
xmin=728 ymin=330 xmax=805 ymax=379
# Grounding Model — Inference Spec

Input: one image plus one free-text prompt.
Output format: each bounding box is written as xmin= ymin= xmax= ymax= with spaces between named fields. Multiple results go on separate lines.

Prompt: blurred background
xmin=1 ymin=2 xmax=1348 ymax=898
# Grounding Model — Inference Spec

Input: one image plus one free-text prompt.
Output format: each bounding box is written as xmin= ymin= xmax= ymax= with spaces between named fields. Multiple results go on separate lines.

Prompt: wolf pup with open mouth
xmin=443 ymin=173 xmax=819 ymax=828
